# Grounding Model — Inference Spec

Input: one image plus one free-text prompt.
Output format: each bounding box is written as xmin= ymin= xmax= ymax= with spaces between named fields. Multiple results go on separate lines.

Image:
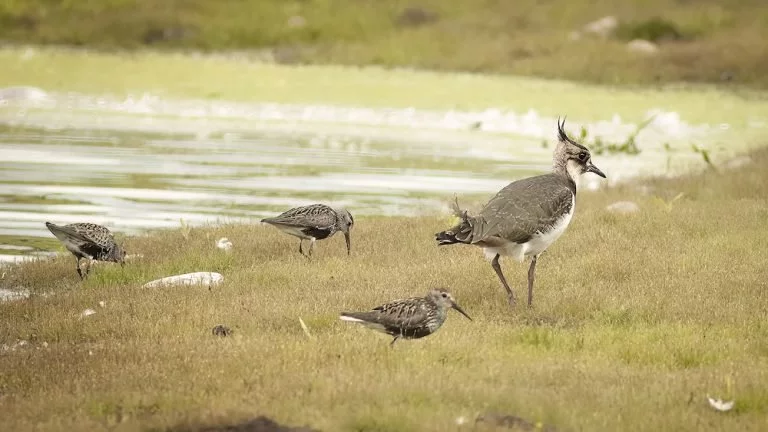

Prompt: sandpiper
xmin=45 ymin=222 xmax=126 ymax=279
xmin=261 ymin=204 xmax=354 ymax=257
xmin=435 ymin=118 xmax=606 ymax=307
xmin=340 ymin=288 xmax=472 ymax=346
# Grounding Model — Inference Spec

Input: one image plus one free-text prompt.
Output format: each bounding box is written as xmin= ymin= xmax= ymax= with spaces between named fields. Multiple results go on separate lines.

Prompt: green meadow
xmin=1 ymin=146 xmax=767 ymax=431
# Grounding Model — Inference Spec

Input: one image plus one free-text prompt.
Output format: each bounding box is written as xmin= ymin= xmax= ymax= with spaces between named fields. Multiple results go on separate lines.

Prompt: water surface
xmin=0 ymin=88 xmax=727 ymax=259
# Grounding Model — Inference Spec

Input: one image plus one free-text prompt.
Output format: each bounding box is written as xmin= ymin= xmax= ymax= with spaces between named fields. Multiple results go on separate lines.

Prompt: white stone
xmin=287 ymin=15 xmax=307 ymax=28
xmin=583 ymin=16 xmax=618 ymax=37
xmin=142 ymin=272 xmax=224 ymax=288
xmin=216 ymin=237 xmax=233 ymax=251
xmin=98 ymin=301 xmax=107 ymax=308
xmin=707 ymin=396 xmax=734 ymax=412
xmin=0 ymin=288 xmax=30 ymax=303
xmin=627 ymin=39 xmax=659 ymax=55
xmin=80 ymin=309 xmax=97 ymax=318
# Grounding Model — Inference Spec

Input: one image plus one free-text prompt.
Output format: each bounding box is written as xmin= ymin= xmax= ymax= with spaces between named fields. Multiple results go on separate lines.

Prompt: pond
xmin=0 ymin=87 xmax=730 ymax=260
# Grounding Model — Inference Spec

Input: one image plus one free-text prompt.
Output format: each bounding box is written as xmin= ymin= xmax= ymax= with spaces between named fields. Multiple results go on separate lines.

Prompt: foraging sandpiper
xmin=435 ymin=118 xmax=606 ymax=307
xmin=261 ymin=204 xmax=354 ymax=257
xmin=340 ymin=288 xmax=472 ymax=346
xmin=45 ymin=222 xmax=126 ymax=279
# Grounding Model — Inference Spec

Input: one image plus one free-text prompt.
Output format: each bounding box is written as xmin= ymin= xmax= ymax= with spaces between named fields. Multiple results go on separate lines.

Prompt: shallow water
xmin=0 ymin=88 xmax=734 ymax=259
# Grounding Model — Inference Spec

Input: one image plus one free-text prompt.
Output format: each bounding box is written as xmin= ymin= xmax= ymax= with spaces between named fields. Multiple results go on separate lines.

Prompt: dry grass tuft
xmin=1 ymin=149 xmax=768 ymax=431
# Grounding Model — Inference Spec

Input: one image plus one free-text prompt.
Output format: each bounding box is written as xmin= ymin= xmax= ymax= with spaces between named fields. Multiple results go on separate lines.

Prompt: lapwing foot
xmin=507 ymin=293 xmax=517 ymax=307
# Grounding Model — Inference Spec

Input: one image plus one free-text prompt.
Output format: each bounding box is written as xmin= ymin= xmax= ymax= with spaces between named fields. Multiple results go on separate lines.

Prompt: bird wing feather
xmin=343 ymin=298 xmax=430 ymax=334
xmin=468 ymin=174 xmax=575 ymax=244
xmin=46 ymin=223 xmax=99 ymax=248
xmin=262 ymin=204 xmax=336 ymax=229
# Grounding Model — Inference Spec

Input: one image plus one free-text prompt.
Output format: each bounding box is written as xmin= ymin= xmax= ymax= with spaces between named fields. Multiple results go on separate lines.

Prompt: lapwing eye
xmin=441 ymin=293 xmax=448 ymax=298
xmin=577 ymin=152 xmax=588 ymax=161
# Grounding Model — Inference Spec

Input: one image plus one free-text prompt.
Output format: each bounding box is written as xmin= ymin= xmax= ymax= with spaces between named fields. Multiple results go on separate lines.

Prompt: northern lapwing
xmin=261 ymin=204 xmax=354 ymax=257
xmin=340 ymin=288 xmax=472 ymax=346
xmin=435 ymin=118 xmax=606 ymax=307
xmin=45 ymin=221 xmax=126 ymax=279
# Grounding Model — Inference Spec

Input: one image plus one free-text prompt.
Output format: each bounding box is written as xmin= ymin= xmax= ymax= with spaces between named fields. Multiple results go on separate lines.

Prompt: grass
xmin=1 ymin=145 xmax=767 ymax=431
xmin=4 ymin=48 xmax=768 ymax=131
xmin=2 ymin=1 xmax=768 ymax=88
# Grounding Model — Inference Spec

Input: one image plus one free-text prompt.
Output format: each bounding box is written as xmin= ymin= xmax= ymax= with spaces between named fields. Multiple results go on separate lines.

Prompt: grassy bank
xmin=1 ymin=146 xmax=767 ymax=431
xmin=2 ymin=1 xmax=768 ymax=88
xmin=4 ymin=48 xmax=768 ymax=130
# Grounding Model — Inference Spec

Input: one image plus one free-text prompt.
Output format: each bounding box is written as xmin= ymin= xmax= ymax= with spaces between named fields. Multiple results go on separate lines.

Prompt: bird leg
xmin=298 ymin=239 xmax=305 ymax=256
xmin=527 ymin=255 xmax=538 ymax=307
xmin=390 ymin=336 xmax=399 ymax=347
xmin=307 ymin=238 xmax=316 ymax=257
xmin=491 ymin=254 xmax=516 ymax=306
xmin=84 ymin=259 xmax=93 ymax=278
xmin=75 ymin=257 xmax=84 ymax=280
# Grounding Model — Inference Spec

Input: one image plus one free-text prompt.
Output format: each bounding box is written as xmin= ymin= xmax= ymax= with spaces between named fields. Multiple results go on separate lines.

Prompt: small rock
xmin=606 ymin=201 xmax=640 ymax=214
xmin=42 ymin=342 xmax=48 ymax=348
xmin=707 ymin=396 xmax=735 ymax=412
xmin=627 ymin=39 xmax=659 ymax=55
xmin=17 ymin=340 xmax=29 ymax=348
xmin=216 ymin=237 xmax=233 ymax=252
xmin=21 ymin=48 xmax=35 ymax=60
xmin=287 ymin=15 xmax=307 ymax=28
xmin=80 ymin=309 xmax=97 ymax=318
xmin=583 ymin=16 xmax=618 ymax=38
xmin=0 ymin=288 xmax=30 ymax=303
xmin=142 ymin=272 xmax=224 ymax=289
xmin=212 ymin=325 xmax=232 ymax=337
xmin=396 ymin=7 xmax=438 ymax=27
xmin=98 ymin=301 xmax=106 ymax=308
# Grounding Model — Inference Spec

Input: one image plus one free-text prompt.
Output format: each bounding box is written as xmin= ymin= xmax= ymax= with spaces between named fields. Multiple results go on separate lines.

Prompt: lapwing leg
xmin=390 ymin=336 xmax=399 ymax=347
xmin=298 ymin=239 xmax=305 ymax=256
xmin=307 ymin=238 xmax=316 ymax=257
xmin=75 ymin=257 xmax=84 ymax=280
xmin=83 ymin=259 xmax=93 ymax=279
xmin=527 ymin=255 xmax=538 ymax=307
xmin=491 ymin=254 xmax=516 ymax=306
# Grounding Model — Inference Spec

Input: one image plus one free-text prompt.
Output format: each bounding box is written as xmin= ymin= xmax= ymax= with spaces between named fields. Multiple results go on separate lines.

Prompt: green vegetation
xmin=1 ymin=0 xmax=767 ymax=87
xmin=2 ymin=146 xmax=767 ymax=431
xmin=4 ymin=48 xmax=768 ymax=131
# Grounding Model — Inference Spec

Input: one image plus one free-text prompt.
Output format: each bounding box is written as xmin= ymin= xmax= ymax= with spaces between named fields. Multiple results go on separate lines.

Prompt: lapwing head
xmin=428 ymin=288 xmax=473 ymax=321
xmin=335 ymin=208 xmax=354 ymax=255
xmin=556 ymin=117 xmax=606 ymax=179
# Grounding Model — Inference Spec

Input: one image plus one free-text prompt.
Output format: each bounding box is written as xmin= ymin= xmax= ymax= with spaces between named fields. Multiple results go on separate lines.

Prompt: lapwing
xmin=435 ymin=118 xmax=606 ymax=307
xmin=261 ymin=204 xmax=354 ymax=257
xmin=340 ymin=288 xmax=472 ymax=346
xmin=45 ymin=222 xmax=126 ymax=279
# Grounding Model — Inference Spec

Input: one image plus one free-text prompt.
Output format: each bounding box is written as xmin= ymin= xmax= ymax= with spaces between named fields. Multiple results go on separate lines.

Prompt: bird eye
xmin=441 ymin=293 xmax=448 ymax=298
xmin=577 ymin=152 xmax=588 ymax=161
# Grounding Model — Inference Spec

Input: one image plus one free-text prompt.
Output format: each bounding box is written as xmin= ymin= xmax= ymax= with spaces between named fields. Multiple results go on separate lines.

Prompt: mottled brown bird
xmin=340 ymin=288 xmax=472 ymax=346
xmin=261 ymin=203 xmax=354 ymax=257
xmin=45 ymin=221 xmax=126 ymax=279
